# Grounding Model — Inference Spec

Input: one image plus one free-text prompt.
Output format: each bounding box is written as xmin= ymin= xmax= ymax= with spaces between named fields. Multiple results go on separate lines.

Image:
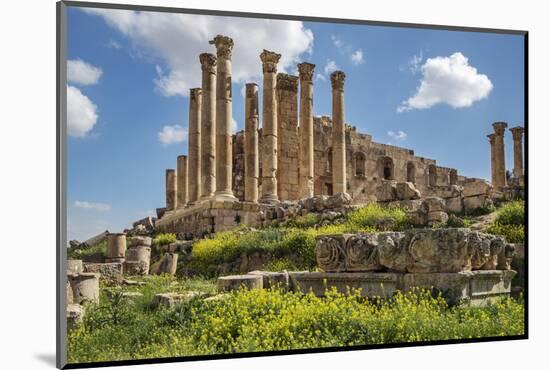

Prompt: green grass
xmin=67 ymin=286 xmax=524 ymax=363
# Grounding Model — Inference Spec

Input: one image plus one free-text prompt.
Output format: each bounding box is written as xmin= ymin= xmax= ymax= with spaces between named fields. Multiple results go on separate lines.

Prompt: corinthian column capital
xmin=199 ymin=53 xmax=217 ymax=73
xmin=209 ymin=35 xmax=234 ymax=60
xmin=260 ymin=49 xmax=281 ymax=74
xmin=330 ymin=70 xmax=346 ymax=90
xmin=298 ymin=62 xmax=315 ymax=82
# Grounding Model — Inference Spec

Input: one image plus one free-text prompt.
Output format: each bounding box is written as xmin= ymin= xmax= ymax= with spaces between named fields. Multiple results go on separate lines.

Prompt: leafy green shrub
xmin=464 ymin=203 xmax=497 ymax=217
xmin=486 ymin=223 xmax=524 ymax=243
xmin=346 ymin=204 xmax=410 ymax=231
xmin=495 ymin=201 xmax=524 ymax=226
xmin=153 ymin=233 xmax=177 ymax=246
xmin=485 ymin=201 xmax=525 ymax=243
xmin=281 ymin=214 xmax=319 ymax=228
xmin=67 ymin=240 xmax=107 ymax=259
xmin=67 ymin=287 xmax=524 ymax=363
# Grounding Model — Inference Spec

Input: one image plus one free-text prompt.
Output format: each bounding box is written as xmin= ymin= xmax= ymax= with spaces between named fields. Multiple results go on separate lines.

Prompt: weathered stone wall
xmin=230 ymin=115 xmax=468 ymax=204
xmin=155 ymin=200 xmax=261 ymax=237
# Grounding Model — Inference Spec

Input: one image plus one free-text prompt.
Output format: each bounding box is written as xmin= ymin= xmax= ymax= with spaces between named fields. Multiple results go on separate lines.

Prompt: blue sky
xmin=66 ymin=6 xmax=524 ymax=241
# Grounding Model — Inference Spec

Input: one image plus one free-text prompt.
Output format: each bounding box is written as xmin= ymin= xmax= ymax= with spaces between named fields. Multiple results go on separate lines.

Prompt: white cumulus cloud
xmin=388 ymin=130 xmax=407 ymax=141
xmin=158 ymin=125 xmax=188 ymax=146
xmin=74 ymin=200 xmax=111 ymax=211
xmin=350 ymin=49 xmax=364 ymax=65
xmin=67 ymin=85 xmax=98 ymax=137
xmin=398 ymin=52 xmax=493 ymax=112
xmin=83 ymin=9 xmax=314 ymax=97
xmin=67 ymin=59 xmax=103 ymax=85
xmin=324 ymin=60 xmax=339 ymax=75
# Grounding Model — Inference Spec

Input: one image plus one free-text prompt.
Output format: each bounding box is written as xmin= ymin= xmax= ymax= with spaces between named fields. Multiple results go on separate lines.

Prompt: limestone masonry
xmin=155 ymin=34 xmax=525 ymax=236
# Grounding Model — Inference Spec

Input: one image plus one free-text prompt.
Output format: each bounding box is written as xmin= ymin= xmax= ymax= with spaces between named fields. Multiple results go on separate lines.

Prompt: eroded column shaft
xmin=244 ymin=83 xmax=259 ymax=203
xmin=200 ymin=53 xmax=217 ymax=199
xmin=492 ymin=122 xmax=508 ymax=188
xmin=211 ymin=35 xmax=236 ymax=200
xmin=165 ymin=169 xmax=177 ymax=211
xmin=331 ymin=71 xmax=347 ymax=194
xmin=176 ymin=155 xmax=188 ymax=208
xmin=510 ymin=126 xmax=525 ymax=179
xmin=298 ymin=62 xmax=315 ymax=198
xmin=260 ymin=50 xmax=281 ymax=204
xmin=188 ymin=88 xmax=202 ymax=203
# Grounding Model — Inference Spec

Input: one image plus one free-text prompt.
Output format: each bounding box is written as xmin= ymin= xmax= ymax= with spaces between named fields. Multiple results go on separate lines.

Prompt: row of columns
xmin=166 ymin=35 xmax=349 ymax=210
xmin=487 ymin=121 xmax=524 ymax=188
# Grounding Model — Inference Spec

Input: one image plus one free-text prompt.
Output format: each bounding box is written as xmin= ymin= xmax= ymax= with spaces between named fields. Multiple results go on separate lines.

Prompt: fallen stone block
xmin=68 ymin=272 xmax=100 ymax=304
xmin=129 ymin=236 xmax=152 ymax=247
xmin=67 ymin=304 xmax=84 ymax=330
xmin=80 ymin=230 xmax=109 ymax=248
xmin=315 ymin=229 xmax=510 ymax=274
xmin=217 ymin=274 xmax=263 ymax=292
xmin=462 ymin=180 xmax=492 ymax=197
xmin=375 ymin=182 xmax=397 ymax=202
xmin=83 ymin=262 xmax=124 ymax=284
xmin=151 ymin=291 xmax=202 ymax=308
xmin=291 ymin=272 xmax=398 ymax=298
xmin=67 ymin=259 xmax=83 ymax=274
xmin=154 ymin=253 xmax=178 ymax=276
xmin=395 ymin=182 xmax=421 ymax=200
xmin=124 ymin=261 xmax=149 ymax=276
xmin=248 ymin=270 xmax=290 ymax=289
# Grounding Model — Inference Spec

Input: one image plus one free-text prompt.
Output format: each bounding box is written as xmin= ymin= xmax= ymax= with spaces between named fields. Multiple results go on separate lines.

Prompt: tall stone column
xmin=487 ymin=133 xmax=497 ymax=186
xmin=244 ymin=83 xmax=259 ymax=203
xmin=330 ymin=71 xmax=347 ymax=194
xmin=165 ymin=169 xmax=177 ymax=211
xmin=492 ymin=121 xmax=508 ymax=188
xmin=199 ymin=53 xmax=217 ymax=200
xmin=298 ymin=62 xmax=315 ymax=199
xmin=276 ymin=73 xmax=299 ymax=201
xmin=210 ymin=35 xmax=236 ymax=201
xmin=188 ymin=88 xmax=202 ymax=204
xmin=510 ymin=126 xmax=525 ymax=180
xmin=259 ymin=49 xmax=281 ymax=204
xmin=176 ymin=155 xmax=188 ymax=208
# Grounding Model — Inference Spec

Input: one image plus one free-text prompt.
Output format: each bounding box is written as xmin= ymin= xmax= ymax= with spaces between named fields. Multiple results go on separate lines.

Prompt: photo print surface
xmin=60 ymin=2 xmax=527 ymax=368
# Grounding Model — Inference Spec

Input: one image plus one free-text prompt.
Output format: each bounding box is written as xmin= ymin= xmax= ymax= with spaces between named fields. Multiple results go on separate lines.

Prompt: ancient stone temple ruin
xmin=155 ymin=34 xmax=525 ymax=237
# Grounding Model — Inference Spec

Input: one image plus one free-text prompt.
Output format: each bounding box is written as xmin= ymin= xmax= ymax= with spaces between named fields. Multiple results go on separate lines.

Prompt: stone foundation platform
xmin=218 ymin=270 xmax=516 ymax=306
xmin=155 ymin=199 xmax=261 ymax=238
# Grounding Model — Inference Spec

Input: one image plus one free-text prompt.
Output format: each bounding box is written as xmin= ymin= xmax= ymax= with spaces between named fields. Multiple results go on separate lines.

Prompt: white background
xmin=0 ymin=0 xmax=547 ymax=368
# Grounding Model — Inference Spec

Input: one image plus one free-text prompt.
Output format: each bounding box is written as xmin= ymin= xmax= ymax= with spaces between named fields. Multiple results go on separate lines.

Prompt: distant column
xmin=165 ymin=169 xmax=177 ymax=211
xmin=244 ymin=83 xmax=259 ymax=203
xmin=510 ymin=126 xmax=525 ymax=180
xmin=330 ymin=71 xmax=347 ymax=194
xmin=199 ymin=53 xmax=217 ymax=199
xmin=487 ymin=133 xmax=497 ymax=186
xmin=259 ymin=49 xmax=281 ymax=204
xmin=211 ymin=35 xmax=237 ymax=201
xmin=188 ymin=88 xmax=202 ymax=204
xmin=492 ymin=122 xmax=508 ymax=188
xmin=298 ymin=62 xmax=315 ymax=199
xmin=176 ymin=155 xmax=188 ymax=208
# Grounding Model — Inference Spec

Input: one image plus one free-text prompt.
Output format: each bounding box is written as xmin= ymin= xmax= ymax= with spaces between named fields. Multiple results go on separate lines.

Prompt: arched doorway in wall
xmin=406 ymin=162 xmax=416 ymax=183
xmin=428 ymin=164 xmax=437 ymax=187
xmin=449 ymin=169 xmax=458 ymax=185
xmin=378 ymin=156 xmax=394 ymax=180
xmin=354 ymin=152 xmax=366 ymax=177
